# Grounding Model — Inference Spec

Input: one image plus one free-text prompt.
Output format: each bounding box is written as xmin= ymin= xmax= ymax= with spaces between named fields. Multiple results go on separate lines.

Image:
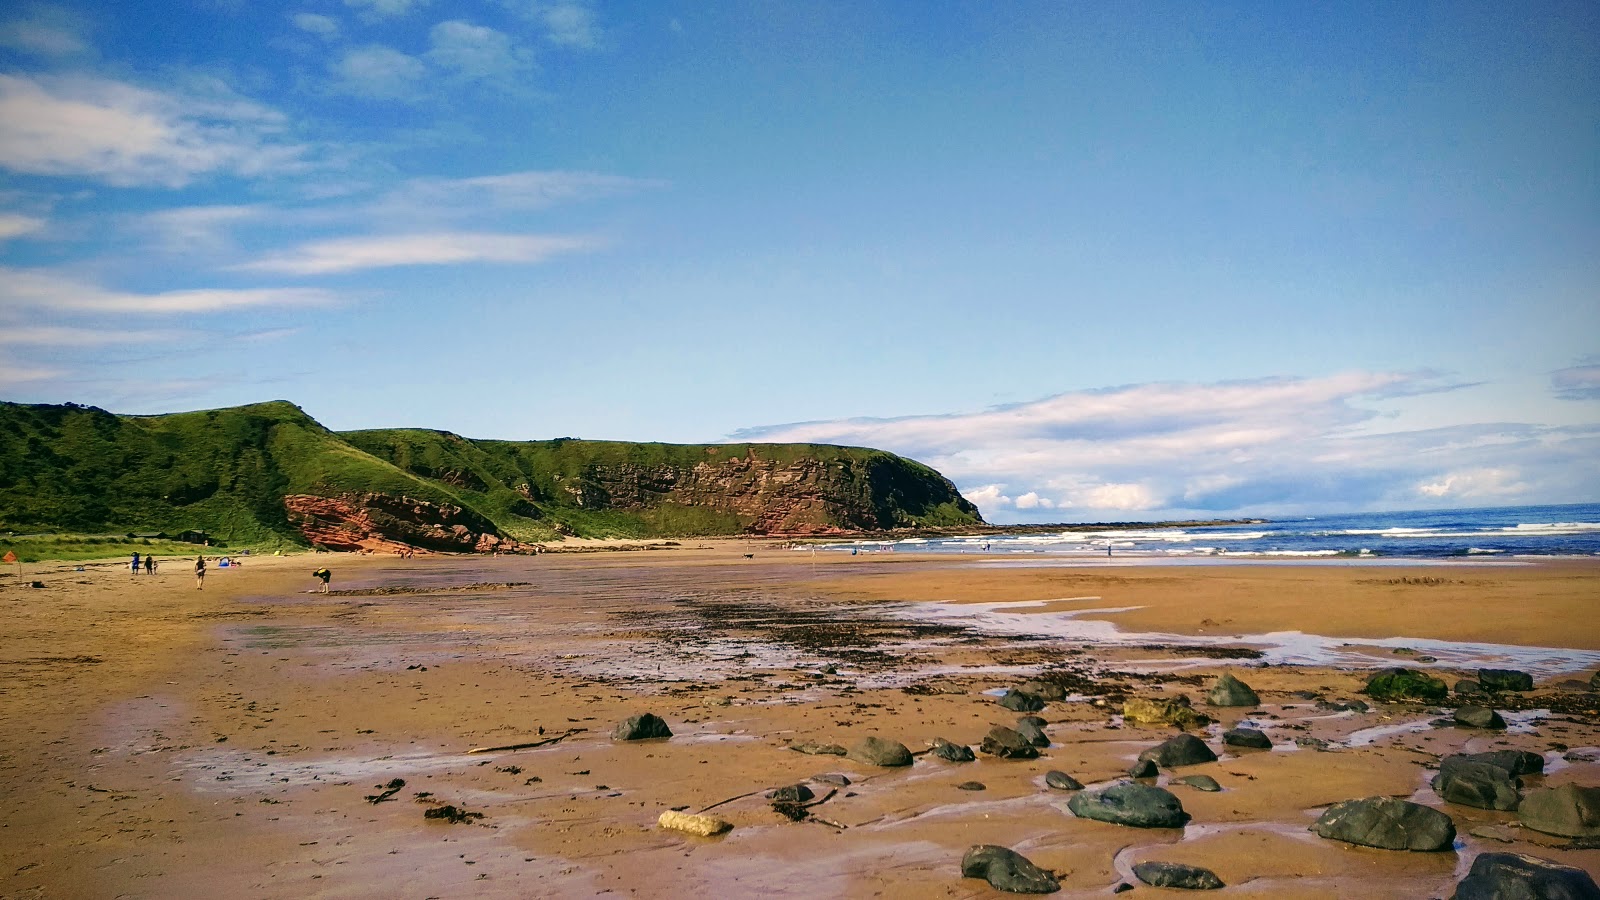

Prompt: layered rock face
xmin=561 ymin=452 xmax=974 ymax=535
xmin=284 ymin=493 xmax=530 ymax=553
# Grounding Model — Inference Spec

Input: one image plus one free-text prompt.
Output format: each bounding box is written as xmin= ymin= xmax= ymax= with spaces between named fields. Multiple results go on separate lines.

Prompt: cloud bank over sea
xmin=734 ymin=372 xmax=1600 ymax=523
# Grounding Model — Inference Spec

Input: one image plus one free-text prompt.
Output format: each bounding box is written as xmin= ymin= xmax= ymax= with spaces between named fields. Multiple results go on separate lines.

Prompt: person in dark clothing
xmin=312 ymin=567 xmax=331 ymax=592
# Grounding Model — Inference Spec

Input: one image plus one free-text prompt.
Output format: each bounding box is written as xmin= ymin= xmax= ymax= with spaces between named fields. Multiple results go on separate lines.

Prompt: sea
xmin=815 ymin=503 xmax=1600 ymax=562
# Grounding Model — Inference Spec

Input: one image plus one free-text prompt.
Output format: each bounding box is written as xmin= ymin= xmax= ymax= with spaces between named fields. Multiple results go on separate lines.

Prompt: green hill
xmin=0 ymin=400 xmax=982 ymax=551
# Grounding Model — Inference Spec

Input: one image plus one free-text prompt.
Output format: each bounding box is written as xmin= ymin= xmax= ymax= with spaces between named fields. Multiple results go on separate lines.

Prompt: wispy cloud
xmin=1551 ymin=363 xmax=1600 ymax=401
xmin=0 ymin=73 xmax=302 ymax=187
xmin=0 ymin=361 xmax=68 ymax=387
xmin=733 ymin=373 xmax=1599 ymax=520
xmin=0 ymin=325 xmax=186 ymax=346
xmin=0 ymin=267 xmax=337 ymax=314
xmin=329 ymin=45 xmax=427 ymax=100
xmin=290 ymin=12 xmax=340 ymax=39
xmin=343 ymin=0 xmax=429 ymax=21
xmin=427 ymin=20 xmax=531 ymax=82
xmin=0 ymin=212 xmax=46 ymax=240
xmin=135 ymin=204 xmax=263 ymax=254
xmin=231 ymin=231 xmax=599 ymax=275
xmin=500 ymin=1 xmax=600 ymax=50
xmin=376 ymin=170 xmax=665 ymax=219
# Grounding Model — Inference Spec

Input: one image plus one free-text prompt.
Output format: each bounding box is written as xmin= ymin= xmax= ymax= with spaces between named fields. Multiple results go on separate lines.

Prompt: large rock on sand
xmin=847 ymin=736 xmax=913 ymax=767
xmin=981 ymin=726 xmax=1040 ymax=759
xmin=960 ymin=845 xmax=1060 ymax=894
xmin=1433 ymin=757 xmax=1521 ymax=811
xmin=1466 ymin=750 xmax=1544 ymax=777
xmin=1310 ymin=796 xmax=1455 ymax=851
xmin=998 ymin=688 xmax=1046 ymax=712
xmin=1138 ymin=733 xmax=1217 ymax=768
xmin=1223 ymin=727 xmax=1272 ymax=749
xmin=1067 ymin=783 xmax=1190 ymax=828
xmin=1363 ymin=668 xmax=1448 ymax=702
xmin=1477 ymin=669 xmax=1534 ymax=693
xmin=1133 ymin=861 xmax=1225 ymax=890
xmin=1206 ymin=673 xmax=1260 ymax=707
xmin=1519 ymin=784 xmax=1600 ymax=838
xmin=657 ymin=810 xmax=731 ymax=836
xmin=1123 ymin=696 xmax=1212 ymax=730
xmin=930 ymin=738 xmax=976 ymax=762
xmin=612 ymin=713 xmax=673 ymax=741
xmin=1452 ymin=851 xmax=1600 ymax=900
xmin=1454 ymin=706 xmax=1507 ymax=730
xmin=1015 ymin=716 xmax=1050 ymax=747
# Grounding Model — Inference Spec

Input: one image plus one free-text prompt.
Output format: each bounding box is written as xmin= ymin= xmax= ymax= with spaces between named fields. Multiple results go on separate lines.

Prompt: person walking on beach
xmin=312 ymin=567 xmax=331 ymax=592
xmin=195 ymin=555 xmax=206 ymax=589
xmin=131 ymin=552 xmax=141 ymax=575
xmin=144 ymin=555 xmax=155 ymax=575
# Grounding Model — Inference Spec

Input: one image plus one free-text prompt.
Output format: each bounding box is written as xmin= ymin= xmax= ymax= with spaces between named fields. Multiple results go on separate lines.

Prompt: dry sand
xmin=1 ymin=546 xmax=1597 ymax=898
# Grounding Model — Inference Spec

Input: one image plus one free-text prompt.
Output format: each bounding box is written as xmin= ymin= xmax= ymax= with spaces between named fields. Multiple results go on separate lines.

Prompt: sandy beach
xmin=1 ymin=546 xmax=1597 ymax=898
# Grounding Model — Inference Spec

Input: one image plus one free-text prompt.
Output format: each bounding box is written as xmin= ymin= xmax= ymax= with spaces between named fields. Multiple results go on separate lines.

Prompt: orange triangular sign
xmin=2 ymin=551 xmax=15 ymax=563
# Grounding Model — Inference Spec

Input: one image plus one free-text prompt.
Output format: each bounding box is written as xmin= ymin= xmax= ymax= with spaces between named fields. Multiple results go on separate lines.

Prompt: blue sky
xmin=1 ymin=1 xmax=1596 ymax=522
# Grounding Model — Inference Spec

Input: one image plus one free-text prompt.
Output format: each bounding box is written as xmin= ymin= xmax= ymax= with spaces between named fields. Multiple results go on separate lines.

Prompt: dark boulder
xmin=1174 ymin=774 xmax=1222 ymax=792
xmin=1364 ymin=668 xmax=1448 ymax=702
xmin=1206 ymin=672 xmax=1260 ymax=707
xmin=1222 ymin=727 xmax=1272 ymax=749
xmin=980 ymin=726 xmax=1040 ymax=760
xmin=788 ymin=741 xmax=847 ymax=756
xmin=1067 ymin=783 xmax=1190 ymax=829
xmin=1452 ymin=851 xmax=1600 ymax=900
xmin=1129 ymin=759 xmax=1158 ymax=779
xmin=1519 ymin=784 xmax=1600 ymax=838
xmin=1478 ymin=669 xmax=1534 ymax=693
xmin=1139 ymin=733 xmax=1218 ymax=768
xmin=957 ymin=781 xmax=986 ymax=791
xmin=1592 ymin=670 xmax=1600 ymax=691
xmin=999 ymin=688 xmax=1046 ymax=712
xmin=930 ymin=738 xmax=976 ymax=763
xmin=612 ymin=713 xmax=673 ymax=741
xmin=1019 ymin=680 xmax=1069 ymax=701
xmin=1466 ymin=750 xmax=1544 ymax=777
xmin=765 ymin=784 xmax=815 ymax=803
xmin=960 ymin=845 xmax=1060 ymax=894
xmin=846 ymin=736 xmax=913 ymax=767
xmin=1044 ymin=771 xmax=1083 ymax=791
xmin=1456 ymin=679 xmax=1484 ymax=695
xmin=1310 ymin=796 xmax=1455 ymax=851
xmin=1455 ymin=706 xmax=1507 ymax=730
xmin=1132 ymin=861 xmax=1225 ymax=890
xmin=1433 ymin=758 xmax=1521 ymax=811
xmin=1315 ymin=698 xmax=1371 ymax=713
xmin=1015 ymin=717 xmax=1050 ymax=747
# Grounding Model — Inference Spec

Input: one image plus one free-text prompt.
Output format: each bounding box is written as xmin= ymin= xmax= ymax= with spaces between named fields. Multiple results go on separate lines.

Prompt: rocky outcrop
xmin=284 ymin=493 xmax=534 ymax=554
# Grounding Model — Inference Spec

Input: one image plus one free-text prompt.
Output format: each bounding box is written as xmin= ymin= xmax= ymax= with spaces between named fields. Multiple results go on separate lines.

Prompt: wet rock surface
xmin=998 ymin=688 xmax=1046 ymax=712
xmin=1068 ymin=783 xmax=1190 ymax=829
xmin=1477 ymin=669 xmax=1534 ymax=693
xmin=1433 ymin=757 xmax=1521 ymax=811
xmin=1454 ymin=705 xmax=1507 ymax=729
xmin=846 ymin=736 xmax=913 ymax=767
xmin=980 ymin=726 xmax=1040 ymax=760
xmin=1015 ymin=717 xmax=1050 ymax=747
xmin=1519 ymin=784 xmax=1600 ymax=838
xmin=1138 ymin=733 xmax=1217 ymax=768
xmin=960 ymin=845 xmax=1060 ymax=894
xmin=1132 ymin=861 xmax=1225 ymax=890
xmin=1452 ymin=851 xmax=1600 ymax=900
xmin=1364 ymin=668 xmax=1449 ymax=702
xmin=1123 ymin=695 xmax=1212 ymax=730
xmin=1205 ymin=672 xmax=1259 ymax=707
xmin=1044 ymin=771 xmax=1083 ymax=791
xmin=612 ymin=713 xmax=673 ymax=741
xmin=1311 ymin=796 xmax=1455 ymax=851
xmin=1222 ymin=727 xmax=1272 ymax=749
xmin=1173 ymin=774 xmax=1222 ymax=792
xmin=930 ymin=738 xmax=976 ymax=762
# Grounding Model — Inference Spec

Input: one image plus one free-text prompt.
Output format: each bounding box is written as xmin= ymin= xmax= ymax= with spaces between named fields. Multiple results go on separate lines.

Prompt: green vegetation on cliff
xmin=0 ymin=400 xmax=982 ymax=550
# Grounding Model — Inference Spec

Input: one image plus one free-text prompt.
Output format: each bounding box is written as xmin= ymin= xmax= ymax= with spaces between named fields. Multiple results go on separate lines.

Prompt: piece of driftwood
xmin=466 ymin=728 xmax=583 ymax=754
xmin=697 ymin=786 xmax=769 ymax=814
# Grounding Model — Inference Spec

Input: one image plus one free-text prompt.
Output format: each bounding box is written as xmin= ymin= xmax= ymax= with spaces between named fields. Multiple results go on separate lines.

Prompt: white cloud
xmin=0 ymin=361 xmax=67 ymax=386
xmin=232 ymin=231 xmax=599 ymax=275
xmin=0 ymin=73 xmax=301 ymax=187
xmin=0 ymin=325 xmax=184 ymax=346
xmin=427 ymin=21 xmax=530 ymax=81
xmin=733 ymin=373 xmax=1600 ymax=521
xmin=379 ymin=170 xmax=664 ymax=219
xmin=291 ymin=12 xmax=340 ymax=38
xmin=502 ymin=1 xmax=599 ymax=49
xmin=0 ymin=213 xmax=46 ymax=240
xmin=330 ymin=45 xmax=427 ymax=100
xmin=0 ymin=267 xmax=337 ymax=314
xmin=136 ymin=204 xmax=262 ymax=254
xmin=1552 ymin=364 xmax=1600 ymax=401
xmin=344 ymin=0 xmax=428 ymax=20
xmin=0 ymin=4 xmax=91 ymax=57
xmin=1417 ymin=468 xmax=1529 ymax=500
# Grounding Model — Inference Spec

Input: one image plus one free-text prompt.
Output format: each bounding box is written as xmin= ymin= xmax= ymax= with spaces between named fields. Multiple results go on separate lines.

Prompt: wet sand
xmin=1 ymin=547 xmax=1597 ymax=898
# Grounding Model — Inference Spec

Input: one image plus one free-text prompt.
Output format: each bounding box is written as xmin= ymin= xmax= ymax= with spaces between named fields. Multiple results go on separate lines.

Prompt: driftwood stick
xmin=800 ymin=787 xmax=838 ymax=808
xmin=810 ymin=817 xmax=848 ymax=829
xmin=696 ymin=786 xmax=770 ymax=814
xmin=466 ymin=728 xmax=584 ymax=754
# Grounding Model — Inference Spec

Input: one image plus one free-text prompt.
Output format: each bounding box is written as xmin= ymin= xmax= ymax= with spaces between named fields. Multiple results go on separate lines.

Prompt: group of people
xmin=128 ymin=551 xmax=331 ymax=592
xmin=129 ymin=552 xmax=157 ymax=575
